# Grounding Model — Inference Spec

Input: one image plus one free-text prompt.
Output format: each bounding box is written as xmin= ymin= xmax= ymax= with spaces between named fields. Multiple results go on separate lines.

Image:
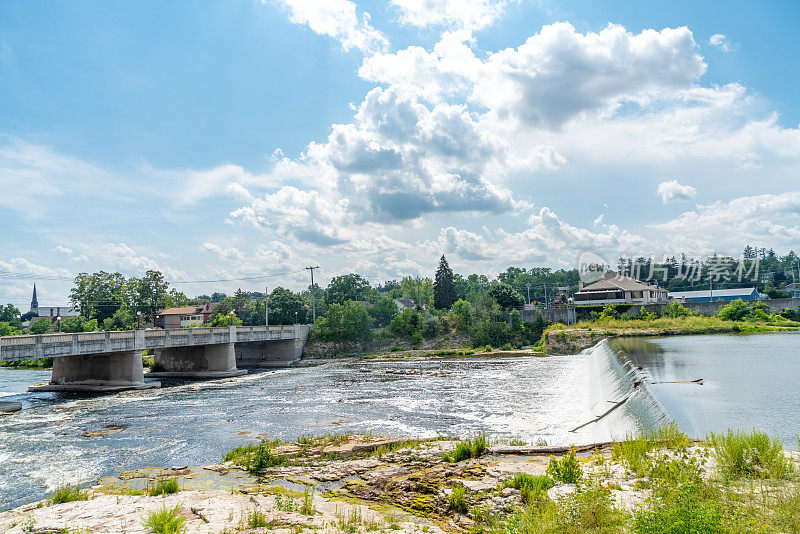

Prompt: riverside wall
xmin=522 ymin=297 xmax=800 ymax=324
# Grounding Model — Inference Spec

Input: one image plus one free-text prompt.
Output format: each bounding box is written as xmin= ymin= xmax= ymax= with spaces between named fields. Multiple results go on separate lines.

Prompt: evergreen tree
xmin=434 ymin=255 xmax=456 ymax=309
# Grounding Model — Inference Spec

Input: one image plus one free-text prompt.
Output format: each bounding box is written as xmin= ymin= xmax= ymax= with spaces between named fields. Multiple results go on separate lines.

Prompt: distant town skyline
xmin=2 ymin=0 xmax=799 ymax=308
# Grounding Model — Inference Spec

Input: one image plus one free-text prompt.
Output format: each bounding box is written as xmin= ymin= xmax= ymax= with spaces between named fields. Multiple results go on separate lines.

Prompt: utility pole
xmin=526 ymin=284 xmax=531 ymax=306
xmin=543 ymin=285 xmax=548 ymax=308
xmin=709 ymin=278 xmax=713 ymax=302
xmin=265 ymin=286 xmax=269 ymax=327
xmin=305 ymin=266 xmax=320 ymax=323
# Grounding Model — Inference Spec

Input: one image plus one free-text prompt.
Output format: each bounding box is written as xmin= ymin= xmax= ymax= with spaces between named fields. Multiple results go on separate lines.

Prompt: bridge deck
xmin=0 ymin=325 xmax=310 ymax=362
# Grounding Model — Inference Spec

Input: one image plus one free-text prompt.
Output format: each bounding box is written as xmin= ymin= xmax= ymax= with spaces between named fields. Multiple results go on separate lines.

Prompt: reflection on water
xmin=609 ymin=332 xmax=800 ymax=442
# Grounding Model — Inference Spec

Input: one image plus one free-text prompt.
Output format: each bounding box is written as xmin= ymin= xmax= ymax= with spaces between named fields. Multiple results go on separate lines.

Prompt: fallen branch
xmin=569 ymin=388 xmax=638 ymax=433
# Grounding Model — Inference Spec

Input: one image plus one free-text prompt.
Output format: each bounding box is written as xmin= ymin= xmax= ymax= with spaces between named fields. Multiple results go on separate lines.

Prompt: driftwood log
xmin=487 ymin=442 xmax=616 ymax=455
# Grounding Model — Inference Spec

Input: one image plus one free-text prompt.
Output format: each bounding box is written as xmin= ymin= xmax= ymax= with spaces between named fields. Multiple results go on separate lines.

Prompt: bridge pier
xmin=148 ymin=342 xmax=247 ymax=378
xmin=235 ymin=339 xmax=305 ymax=368
xmin=28 ymin=350 xmax=160 ymax=393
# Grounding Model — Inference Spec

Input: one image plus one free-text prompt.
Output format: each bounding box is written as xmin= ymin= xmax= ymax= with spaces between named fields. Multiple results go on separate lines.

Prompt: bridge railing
xmin=0 ymin=324 xmax=312 ymax=362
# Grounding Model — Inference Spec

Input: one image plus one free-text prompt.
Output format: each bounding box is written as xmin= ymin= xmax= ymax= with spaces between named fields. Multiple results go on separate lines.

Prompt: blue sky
xmin=1 ymin=0 xmax=799 ymax=309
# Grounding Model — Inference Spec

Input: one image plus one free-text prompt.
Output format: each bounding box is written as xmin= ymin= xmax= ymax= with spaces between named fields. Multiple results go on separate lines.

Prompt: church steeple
xmin=30 ymin=283 xmax=39 ymax=315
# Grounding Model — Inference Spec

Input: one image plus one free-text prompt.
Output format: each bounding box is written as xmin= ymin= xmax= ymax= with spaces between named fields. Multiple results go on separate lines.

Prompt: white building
xmin=573 ymin=271 xmax=669 ymax=307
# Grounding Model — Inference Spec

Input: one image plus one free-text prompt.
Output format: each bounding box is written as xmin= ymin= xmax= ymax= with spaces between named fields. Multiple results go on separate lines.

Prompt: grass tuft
xmin=223 ymin=440 xmax=284 ymax=473
xmin=148 ymin=478 xmax=180 ymax=497
xmin=448 ymin=484 xmax=468 ymax=513
xmin=49 ymin=484 xmax=89 ymax=505
xmin=707 ymin=429 xmax=794 ymax=479
xmin=142 ymin=505 xmax=185 ymax=534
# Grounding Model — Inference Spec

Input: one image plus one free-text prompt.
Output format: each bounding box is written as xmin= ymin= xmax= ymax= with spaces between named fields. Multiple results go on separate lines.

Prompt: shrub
xmin=717 ymin=299 xmax=751 ymax=321
xmin=143 ymin=505 xmax=186 ymax=534
xmin=508 ymin=474 xmax=555 ymax=504
xmin=49 ymin=484 xmax=89 ymax=505
xmin=546 ymin=449 xmax=582 ymax=484
xmin=314 ymin=302 xmax=372 ymax=342
xmin=707 ymin=429 xmax=794 ymax=479
xmin=451 ymin=300 xmax=472 ymax=332
xmin=148 ymin=478 xmax=180 ymax=497
xmin=419 ymin=312 xmax=441 ymax=338
xmin=300 ymin=486 xmax=316 ymax=516
xmin=245 ymin=508 xmax=269 ymax=528
xmin=560 ymin=482 xmax=625 ymax=531
xmin=599 ymin=304 xmax=618 ymax=320
xmin=661 ymin=301 xmax=691 ymax=318
xmin=389 ymin=308 xmax=421 ymax=337
xmin=449 ymin=484 xmax=468 ymax=513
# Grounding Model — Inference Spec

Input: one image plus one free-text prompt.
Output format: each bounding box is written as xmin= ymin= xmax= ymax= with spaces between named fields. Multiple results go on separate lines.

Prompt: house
xmin=155 ymin=302 xmax=218 ymax=329
xmin=394 ymin=298 xmax=417 ymax=310
xmin=786 ymin=283 xmax=800 ymax=298
xmin=573 ymin=271 xmax=669 ymax=307
xmin=668 ymin=287 xmax=760 ymax=303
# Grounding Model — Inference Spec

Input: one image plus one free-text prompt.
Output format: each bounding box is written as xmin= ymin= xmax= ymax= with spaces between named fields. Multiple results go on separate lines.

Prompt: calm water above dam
xmin=0 ymin=331 xmax=798 ymax=510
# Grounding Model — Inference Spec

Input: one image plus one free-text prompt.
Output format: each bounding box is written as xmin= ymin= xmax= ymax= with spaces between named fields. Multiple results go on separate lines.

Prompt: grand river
xmin=0 ymin=331 xmax=798 ymax=510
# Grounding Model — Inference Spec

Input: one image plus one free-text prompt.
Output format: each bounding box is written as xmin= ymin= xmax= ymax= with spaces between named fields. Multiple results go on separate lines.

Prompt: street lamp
xmin=295 ymin=311 xmax=298 ymax=325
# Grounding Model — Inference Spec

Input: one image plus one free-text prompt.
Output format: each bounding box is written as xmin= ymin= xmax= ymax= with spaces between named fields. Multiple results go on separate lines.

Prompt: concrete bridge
xmin=0 ymin=325 xmax=311 ymax=393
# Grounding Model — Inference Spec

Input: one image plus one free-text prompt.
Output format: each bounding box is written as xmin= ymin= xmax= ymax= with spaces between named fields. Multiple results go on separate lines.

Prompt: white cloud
xmin=657 ymin=180 xmax=697 ymax=203
xmin=0 ymin=258 xmax=71 ymax=278
xmin=652 ymin=191 xmax=800 ymax=254
xmin=390 ymin=0 xmax=512 ymax=31
xmin=273 ymin=0 xmax=388 ymax=53
xmin=199 ymin=242 xmax=243 ymax=261
xmin=0 ymin=138 xmax=115 ymax=215
xmin=475 ymin=23 xmax=706 ymax=128
xmin=709 ymin=33 xmax=734 ymax=52
xmin=51 ymin=245 xmax=74 ymax=256
xmin=359 ymin=30 xmax=481 ymax=102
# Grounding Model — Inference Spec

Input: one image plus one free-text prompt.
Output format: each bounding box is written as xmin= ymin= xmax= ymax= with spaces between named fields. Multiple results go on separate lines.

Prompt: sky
xmin=1 ymin=0 xmax=800 ymax=309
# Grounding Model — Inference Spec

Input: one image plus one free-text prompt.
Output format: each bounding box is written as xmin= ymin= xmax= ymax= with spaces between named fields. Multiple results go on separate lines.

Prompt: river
xmin=0 ymin=331 xmax=797 ymax=510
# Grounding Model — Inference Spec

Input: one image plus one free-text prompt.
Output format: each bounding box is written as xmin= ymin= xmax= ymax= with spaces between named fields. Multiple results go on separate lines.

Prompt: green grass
xmin=48 ymin=484 xmax=89 ymax=505
xmin=142 ymin=505 xmax=186 ymax=534
xmin=612 ymin=423 xmax=691 ymax=477
xmin=223 ymin=440 xmax=284 ymax=473
xmin=707 ymin=429 xmax=794 ymax=479
xmin=147 ymin=478 xmax=180 ymax=497
xmin=497 ymin=480 xmax=625 ymax=533
xmin=448 ymin=484 xmax=468 ymax=513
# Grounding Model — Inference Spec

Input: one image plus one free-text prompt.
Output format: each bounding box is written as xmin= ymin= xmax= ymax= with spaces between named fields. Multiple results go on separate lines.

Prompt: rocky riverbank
xmin=3 ymin=429 xmax=800 ymax=533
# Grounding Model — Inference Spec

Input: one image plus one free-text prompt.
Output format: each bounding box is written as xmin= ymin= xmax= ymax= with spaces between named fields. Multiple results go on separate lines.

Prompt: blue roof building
xmin=668 ymin=287 xmax=760 ymax=303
